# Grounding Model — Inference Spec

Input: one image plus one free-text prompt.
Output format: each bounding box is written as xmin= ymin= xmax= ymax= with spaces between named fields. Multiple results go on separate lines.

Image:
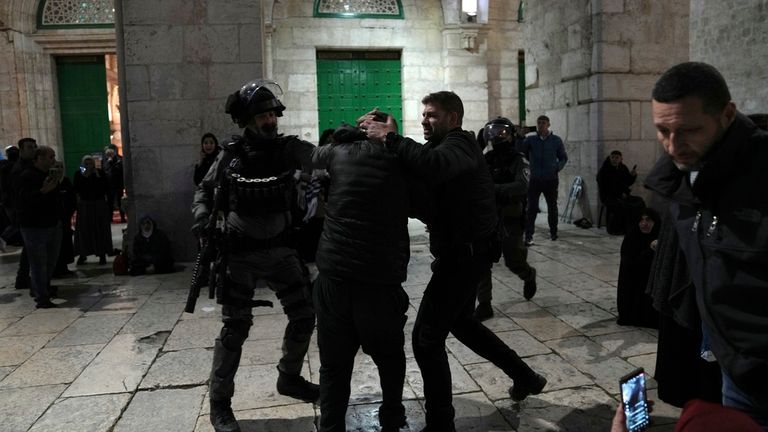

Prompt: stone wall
xmin=118 ymin=0 xmax=264 ymax=260
xmin=523 ymin=0 xmax=688 ymax=221
xmin=690 ymin=0 xmax=768 ymax=114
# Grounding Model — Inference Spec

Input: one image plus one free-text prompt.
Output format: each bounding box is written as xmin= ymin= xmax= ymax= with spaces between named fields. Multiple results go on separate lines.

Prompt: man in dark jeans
xmin=311 ymin=117 xmax=411 ymax=432
xmin=17 ymin=146 xmax=61 ymax=308
xmin=8 ymin=138 xmax=38 ymax=289
xmin=518 ymin=115 xmax=568 ymax=245
xmin=365 ymin=92 xmax=547 ymax=432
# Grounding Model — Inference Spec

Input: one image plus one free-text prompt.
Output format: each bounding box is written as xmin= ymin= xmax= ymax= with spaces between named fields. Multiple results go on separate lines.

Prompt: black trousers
xmin=313 ymin=274 xmax=408 ymax=432
xmin=414 ymin=252 xmax=536 ymax=429
xmin=525 ymin=178 xmax=559 ymax=240
xmin=477 ymin=217 xmax=534 ymax=303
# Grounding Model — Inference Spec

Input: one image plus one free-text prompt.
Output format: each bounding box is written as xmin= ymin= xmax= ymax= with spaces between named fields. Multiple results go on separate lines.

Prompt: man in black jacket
xmin=311 ymin=116 xmax=411 ymax=432
xmin=17 ymin=146 xmax=61 ymax=308
xmin=8 ymin=138 xmax=38 ymax=289
xmin=596 ymin=150 xmax=639 ymax=234
xmin=645 ymin=62 xmax=768 ymax=428
xmin=365 ymin=92 xmax=546 ymax=432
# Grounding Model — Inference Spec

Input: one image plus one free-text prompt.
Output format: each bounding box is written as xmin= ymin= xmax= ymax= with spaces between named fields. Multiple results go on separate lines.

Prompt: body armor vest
xmin=224 ymin=135 xmax=297 ymax=216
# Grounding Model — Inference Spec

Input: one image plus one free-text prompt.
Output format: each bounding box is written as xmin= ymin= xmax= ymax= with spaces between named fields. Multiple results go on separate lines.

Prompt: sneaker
xmin=524 ymin=238 xmax=534 ymax=247
xmin=473 ymin=301 xmax=494 ymax=321
xmin=523 ymin=268 xmax=537 ymax=301
xmin=509 ymin=372 xmax=547 ymax=401
xmin=276 ymin=370 xmax=320 ymax=402
xmin=210 ymin=400 xmax=241 ymax=432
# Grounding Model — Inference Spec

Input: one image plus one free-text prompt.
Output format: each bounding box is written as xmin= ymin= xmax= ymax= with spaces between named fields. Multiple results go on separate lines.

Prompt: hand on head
xmin=360 ymin=109 xmax=397 ymax=143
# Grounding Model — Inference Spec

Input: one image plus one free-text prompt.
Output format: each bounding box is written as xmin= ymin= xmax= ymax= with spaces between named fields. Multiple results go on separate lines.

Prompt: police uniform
xmin=191 ymin=80 xmax=318 ymax=432
xmin=475 ymin=117 xmax=538 ymax=320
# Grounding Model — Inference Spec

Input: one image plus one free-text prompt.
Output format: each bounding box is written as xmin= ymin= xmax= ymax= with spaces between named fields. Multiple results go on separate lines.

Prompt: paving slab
xmin=164 ymin=317 xmax=222 ymax=351
xmin=194 ymin=402 xmax=317 ymax=432
xmin=119 ymin=301 xmax=184 ymax=336
xmin=47 ymin=313 xmax=132 ymax=347
xmin=0 ymin=385 xmax=66 ymax=432
xmin=0 ymin=344 xmax=103 ymax=389
xmin=28 ymin=393 xmax=132 ymax=432
xmin=344 ymin=399 xmax=425 ymax=432
xmin=140 ymin=348 xmax=213 ymax=389
xmin=114 ymin=387 xmax=206 ymax=432
xmin=84 ymin=294 xmax=150 ymax=315
xmin=63 ymin=333 xmax=165 ymax=397
xmin=0 ymin=308 xmax=82 ymax=336
xmin=0 ymin=333 xmax=55 ymax=366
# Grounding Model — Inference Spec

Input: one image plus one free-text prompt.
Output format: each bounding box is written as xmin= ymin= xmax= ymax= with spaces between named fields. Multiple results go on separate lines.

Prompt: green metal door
xmin=316 ymin=51 xmax=402 ymax=136
xmin=56 ymin=56 xmax=110 ymax=175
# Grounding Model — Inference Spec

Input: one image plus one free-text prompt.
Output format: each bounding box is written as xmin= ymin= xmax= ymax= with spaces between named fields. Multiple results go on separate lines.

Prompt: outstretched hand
xmin=361 ymin=110 xmax=398 ymax=143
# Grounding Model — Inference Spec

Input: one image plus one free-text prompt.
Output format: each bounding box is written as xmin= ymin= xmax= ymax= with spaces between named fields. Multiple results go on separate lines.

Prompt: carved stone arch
xmin=1 ymin=0 xmax=40 ymax=33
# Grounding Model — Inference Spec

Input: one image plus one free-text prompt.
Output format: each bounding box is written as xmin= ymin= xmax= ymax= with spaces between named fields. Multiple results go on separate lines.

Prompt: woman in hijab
xmin=616 ymin=207 xmax=661 ymax=328
xmin=73 ymin=155 xmax=113 ymax=265
xmin=193 ymin=133 xmax=220 ymax=186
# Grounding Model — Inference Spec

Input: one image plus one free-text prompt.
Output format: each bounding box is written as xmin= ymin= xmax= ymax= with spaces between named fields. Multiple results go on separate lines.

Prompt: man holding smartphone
xmin=16 ymin=145 xmax=62 ymax=308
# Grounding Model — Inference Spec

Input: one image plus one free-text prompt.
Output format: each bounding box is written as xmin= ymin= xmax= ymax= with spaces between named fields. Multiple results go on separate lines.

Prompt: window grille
xmin=314 ymin=0 xmax=404 ymax=19
xmin=38 ymin=0 xmax=114 ymax=28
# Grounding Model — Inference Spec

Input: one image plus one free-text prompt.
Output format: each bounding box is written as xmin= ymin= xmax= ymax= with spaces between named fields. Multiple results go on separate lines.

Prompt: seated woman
xmin=597 ymin=150 xmax=640 ymax=234
xmin=129 ymin=215 xmax=174 ymax=275
xmin=616 ymin=207 xmax=660 ymax=328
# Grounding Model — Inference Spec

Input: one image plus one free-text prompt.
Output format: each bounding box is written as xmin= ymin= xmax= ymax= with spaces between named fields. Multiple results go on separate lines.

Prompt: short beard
xmin=248 ymin=123 xmax=278 ymax=139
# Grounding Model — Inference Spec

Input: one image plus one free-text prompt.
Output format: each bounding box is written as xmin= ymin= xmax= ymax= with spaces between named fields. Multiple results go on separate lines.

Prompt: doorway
xmin=55 ymin=55 xmax=113 ymax=174
xmin=316 ymin=50 xmax=402 ymax=136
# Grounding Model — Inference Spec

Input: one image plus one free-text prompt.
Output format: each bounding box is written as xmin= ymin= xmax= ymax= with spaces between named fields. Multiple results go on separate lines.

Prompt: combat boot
xmin=276 ymin=368 xmax=320 ymax=402
xmin=523 ymin=268 xmax=537 ymax=301
xmin=210 ymin=399 xmax=241 ymax=432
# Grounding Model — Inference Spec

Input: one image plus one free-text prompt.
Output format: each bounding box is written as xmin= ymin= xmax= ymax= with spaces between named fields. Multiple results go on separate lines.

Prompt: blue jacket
xmin=518 ymin=132 xmax=567 ymax=180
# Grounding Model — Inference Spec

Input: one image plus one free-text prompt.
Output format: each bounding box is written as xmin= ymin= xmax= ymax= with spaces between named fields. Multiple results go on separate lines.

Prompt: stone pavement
xmin=0 ymin=221 xmax=681 ymax=432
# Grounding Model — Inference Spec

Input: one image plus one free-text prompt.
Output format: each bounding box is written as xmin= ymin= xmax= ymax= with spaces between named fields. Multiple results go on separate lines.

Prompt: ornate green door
xmin=316 ymin=51 xmax=402 ymax=137
xmin=56 ymin=56 xmax=110 ymax=175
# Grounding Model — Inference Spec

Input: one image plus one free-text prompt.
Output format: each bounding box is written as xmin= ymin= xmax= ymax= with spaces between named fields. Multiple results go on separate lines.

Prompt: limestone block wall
xmin=119 ymin=0 xmax=264 ymax=260
xmin=485 ymin=1 xmax=525 ymax=125
xmin=523 ymin=0 xmax=688 ymax=221
xmin=690 ymin=0 xmax=768 ymax=114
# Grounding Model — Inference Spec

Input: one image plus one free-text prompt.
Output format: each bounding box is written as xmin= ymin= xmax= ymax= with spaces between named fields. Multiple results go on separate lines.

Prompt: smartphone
xmin=620 ymin=368 xmax=650 ymax=432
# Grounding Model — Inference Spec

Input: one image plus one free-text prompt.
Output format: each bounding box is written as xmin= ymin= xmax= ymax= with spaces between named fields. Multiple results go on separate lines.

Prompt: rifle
xmin=186 ymin=186 xmax=225 ymax=313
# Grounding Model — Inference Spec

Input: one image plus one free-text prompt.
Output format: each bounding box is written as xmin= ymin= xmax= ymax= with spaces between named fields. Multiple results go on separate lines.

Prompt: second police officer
xmin=474 ymin=117 xmax=538 ymax=321
xmin=191 ymin=79 xmax=318 ymax=432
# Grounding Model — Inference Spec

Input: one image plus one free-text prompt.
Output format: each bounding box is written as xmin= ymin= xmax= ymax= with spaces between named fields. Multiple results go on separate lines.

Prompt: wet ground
xmin=0 ymin=220 xmax=680 ymax=431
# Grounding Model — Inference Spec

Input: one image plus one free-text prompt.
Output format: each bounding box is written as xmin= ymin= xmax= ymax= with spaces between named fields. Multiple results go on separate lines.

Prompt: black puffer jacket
xmin=312 ymin=126 xmax=410 ymax=284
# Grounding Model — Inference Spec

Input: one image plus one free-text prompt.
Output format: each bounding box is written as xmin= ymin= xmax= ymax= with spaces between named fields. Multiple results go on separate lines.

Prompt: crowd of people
xmin=0 ymin=140 xmax=177 ymax=308
xmin=189 ymin=62 xmax=766 ymax=432
xmin=2 ymin=60 xmax=765 ymax=431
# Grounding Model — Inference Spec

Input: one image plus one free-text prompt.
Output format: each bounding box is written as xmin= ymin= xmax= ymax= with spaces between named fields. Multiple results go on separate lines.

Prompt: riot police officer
xmin=191 ymin=79 xmax=318 ymax=432
xmin=475 ymin=117 xmax=538 ymax=321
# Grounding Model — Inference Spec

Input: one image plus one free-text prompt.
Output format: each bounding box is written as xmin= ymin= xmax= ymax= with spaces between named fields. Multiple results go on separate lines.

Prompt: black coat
xmin=616 ymin=209 xmax=660 ymax=328
xmin=312 ymin=127 xmax=410 ymax=284
xmin=645 ymin=112 xmax=768 ymax=408
xmin=596 ymin=158 xmax=635 ymax=204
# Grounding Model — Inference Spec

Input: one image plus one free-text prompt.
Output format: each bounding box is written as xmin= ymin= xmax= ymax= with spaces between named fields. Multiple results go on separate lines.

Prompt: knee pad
xmin=219 ymin=321 xmax=250 ymax=351
xmin=285 ymin=317 xmax=315 ymax=343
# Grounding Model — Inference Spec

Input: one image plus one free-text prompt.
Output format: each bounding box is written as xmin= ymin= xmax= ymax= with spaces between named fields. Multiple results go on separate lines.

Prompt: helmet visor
xmin=483 ymin=124 xmax=513 ymax=143
xmin=239 ymin=79 xmax=284 ymax=106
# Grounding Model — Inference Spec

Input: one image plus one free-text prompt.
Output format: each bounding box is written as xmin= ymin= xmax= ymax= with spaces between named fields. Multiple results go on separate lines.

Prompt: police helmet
xmin=483 ymin=116 xmax=515 ymax=145
xmin=4 ymin=145 xmax=19 ymax=160
xmin=225 ymin=79 xmax=286 ymax=127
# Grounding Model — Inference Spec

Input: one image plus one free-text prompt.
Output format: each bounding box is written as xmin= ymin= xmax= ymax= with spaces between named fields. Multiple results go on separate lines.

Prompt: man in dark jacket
xmin=103 ymin=147 xmax=125 ymax=223
xmin=17 ymin=146 xmax=61 ymax=308
xmin=474 ymin=117 xmax=538 ymax=321
xmin=365 ymin=92 xmax=546 ymax=432
xmin=192 ymin=79 xmax=318 ymax=432
xmin=518 ymin=115 xmax=568 ymax=244
xmin=311 ymin=116 xmax=411 ymax=432
xmin=8 ymin=138 xmax=38 ymax=289
xmin=645 ymin=62 xmax=768 ymax=428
